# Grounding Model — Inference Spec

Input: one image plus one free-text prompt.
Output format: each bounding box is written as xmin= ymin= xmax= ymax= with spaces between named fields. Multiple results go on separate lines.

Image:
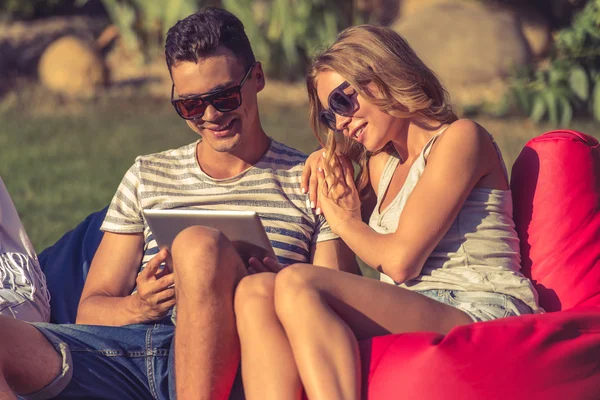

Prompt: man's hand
xmin=132 ymin=248 xmax=176 ymax=323
xmin=248 ymin=256 xmax=284 ymax=274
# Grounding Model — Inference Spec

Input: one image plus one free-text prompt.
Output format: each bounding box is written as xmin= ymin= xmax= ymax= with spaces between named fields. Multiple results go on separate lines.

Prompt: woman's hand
xmin=301 ymin=149 xmax=324 ymax=211
xmin=317 ymin=153 xmax=362 ymax=235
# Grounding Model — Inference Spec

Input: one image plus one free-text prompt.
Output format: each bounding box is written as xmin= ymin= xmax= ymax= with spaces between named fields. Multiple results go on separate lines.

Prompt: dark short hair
xmin=165 ymin=7 xmax=256 ymax=74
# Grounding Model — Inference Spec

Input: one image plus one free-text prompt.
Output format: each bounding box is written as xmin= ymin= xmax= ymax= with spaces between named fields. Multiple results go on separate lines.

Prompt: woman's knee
xmin=274 ymin=264 xmax=319 ymax=318
xmin=234 ymin=273 xmax=276 ymax=318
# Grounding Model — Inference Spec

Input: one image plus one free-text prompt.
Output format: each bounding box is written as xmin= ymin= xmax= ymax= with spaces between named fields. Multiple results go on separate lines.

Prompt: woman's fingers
xmin=340 ymin=156 xmax=356 ymax=188
xmin=318 ymin=166 xmax=329 ymax=197
xmin=301 ymin=149 xmax=323 ymax=210
xmin=301 ymin=159 xmax=311 ymax=194
xmin=309 ymin=171 xmax=318 ymax=209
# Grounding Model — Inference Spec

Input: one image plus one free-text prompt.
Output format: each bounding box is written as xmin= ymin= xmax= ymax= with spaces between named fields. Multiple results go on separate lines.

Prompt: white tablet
xmin=143 ymin=209 xmax=276 ymax=262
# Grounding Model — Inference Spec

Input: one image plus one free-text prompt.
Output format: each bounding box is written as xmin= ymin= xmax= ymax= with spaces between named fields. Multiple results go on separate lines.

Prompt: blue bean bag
xmin=38 ymin=206 xmax=107 ymax=324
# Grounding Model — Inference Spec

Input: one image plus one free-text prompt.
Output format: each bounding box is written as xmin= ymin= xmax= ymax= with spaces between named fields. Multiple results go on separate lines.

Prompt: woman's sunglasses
xmin=171 ymin=63 xmax=256 ymax=120
xmin=319 ymin=81 xmax=359 ymax=132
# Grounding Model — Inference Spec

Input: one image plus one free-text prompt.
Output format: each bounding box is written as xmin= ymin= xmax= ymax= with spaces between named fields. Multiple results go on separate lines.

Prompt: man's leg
xmin=0 ymin=316 xmax=62 ymax=398
xmin=0 ymin=315 xmax=175 ymax=399
xmin=171 ymin=226 xmax=246 ymax=400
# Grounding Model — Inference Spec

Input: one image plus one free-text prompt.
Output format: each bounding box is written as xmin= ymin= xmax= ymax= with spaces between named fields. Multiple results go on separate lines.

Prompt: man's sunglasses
xmin=171 ymin=63 xmax=256 ymax=120
xmin=319 ymin=81 xmax=359 ymax=132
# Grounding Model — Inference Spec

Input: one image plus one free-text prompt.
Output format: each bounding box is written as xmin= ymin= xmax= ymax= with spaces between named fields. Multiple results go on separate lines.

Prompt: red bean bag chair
xmin=359 ymin=130 xmax=600 ymax=400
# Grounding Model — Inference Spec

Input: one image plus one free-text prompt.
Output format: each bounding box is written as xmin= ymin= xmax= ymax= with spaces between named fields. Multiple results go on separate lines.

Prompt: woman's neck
xmin=390 ymin=119 xmax=448 ymax=163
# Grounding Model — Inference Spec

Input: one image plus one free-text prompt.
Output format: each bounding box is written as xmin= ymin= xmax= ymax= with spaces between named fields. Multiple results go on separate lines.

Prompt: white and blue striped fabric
xmin=102 ymin=139 xmax=337 ymax=282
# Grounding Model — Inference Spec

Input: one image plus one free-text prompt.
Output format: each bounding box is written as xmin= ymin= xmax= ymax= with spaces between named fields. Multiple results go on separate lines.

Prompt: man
xmin=0 ymin=176 xmax=50 ymax=323
xmin=0 ymin=7 xmax=356 ymax=400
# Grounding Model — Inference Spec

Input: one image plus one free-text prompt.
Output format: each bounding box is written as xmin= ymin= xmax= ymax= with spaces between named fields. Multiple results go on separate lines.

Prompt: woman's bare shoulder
xmin=433 ymin=119 xmax=494 ymax=156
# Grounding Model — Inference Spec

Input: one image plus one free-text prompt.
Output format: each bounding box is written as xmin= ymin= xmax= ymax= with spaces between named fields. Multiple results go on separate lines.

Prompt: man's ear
xmin=253 ymin=62 xmax=266 ymax=93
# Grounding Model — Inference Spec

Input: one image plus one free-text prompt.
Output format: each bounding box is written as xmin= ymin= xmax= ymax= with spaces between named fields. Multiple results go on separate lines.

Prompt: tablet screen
xmin=143 ymin=209 xmax=276 ymax=263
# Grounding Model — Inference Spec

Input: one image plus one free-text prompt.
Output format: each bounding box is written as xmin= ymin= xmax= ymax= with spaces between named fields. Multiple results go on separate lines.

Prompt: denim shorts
xmin=22 ymin=318 xmax=176 ymax=400
xmin=20 ymin=319 xmax=245 ymax=400
xmin=416 ymin=289 xmax=534 ymax=322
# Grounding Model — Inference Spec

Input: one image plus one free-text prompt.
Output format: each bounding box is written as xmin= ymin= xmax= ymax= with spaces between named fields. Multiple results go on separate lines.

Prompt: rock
xmin=356 ymin=0 xmax=401 ymax=25
xmin=0 ymin=16 xmax=106 ymax=77
xmin=38 ymin=36 xmax=108 ymax=97
xmin=397 ymin=0 xmax=454 ymax=17
xmin=392 ymin=1 xmax=530 ymax=106
xmin=517 ymin=11 xmax=552 ymax=58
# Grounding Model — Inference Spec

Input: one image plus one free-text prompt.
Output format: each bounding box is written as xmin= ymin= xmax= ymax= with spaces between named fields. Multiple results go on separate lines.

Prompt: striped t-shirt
xmin=101 ymin=139 xmax=337 ymax=280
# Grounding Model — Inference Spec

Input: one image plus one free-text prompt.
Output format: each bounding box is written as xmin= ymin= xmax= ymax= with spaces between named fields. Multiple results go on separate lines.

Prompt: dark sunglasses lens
xmin=211 ymin=91 xmax=242 ymax=112
xmin=319 ymin=111 xmax=337 ymax=131
xmin=330 ymin=91 xmax=354 ymax=116
xmin=176 ymin=99 xmax=207 ymax=120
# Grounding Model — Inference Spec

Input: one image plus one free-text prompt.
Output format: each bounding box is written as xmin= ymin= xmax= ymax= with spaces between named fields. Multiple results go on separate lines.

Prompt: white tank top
xmin=369 ymin=130 xmax=541 ymax=312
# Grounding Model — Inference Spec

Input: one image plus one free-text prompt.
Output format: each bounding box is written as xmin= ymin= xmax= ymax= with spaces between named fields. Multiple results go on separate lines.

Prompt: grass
xmin=0 ymin=86 xmax=599 ymax=252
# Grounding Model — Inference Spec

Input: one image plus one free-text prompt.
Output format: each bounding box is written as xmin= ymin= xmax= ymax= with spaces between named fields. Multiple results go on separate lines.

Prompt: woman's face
xmin=316 ymin=70 xmax=404 ymax=152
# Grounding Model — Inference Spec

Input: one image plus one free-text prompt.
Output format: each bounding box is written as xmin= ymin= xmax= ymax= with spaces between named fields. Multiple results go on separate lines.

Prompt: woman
xmin=233 ymin=25 xmax=541 ymax=400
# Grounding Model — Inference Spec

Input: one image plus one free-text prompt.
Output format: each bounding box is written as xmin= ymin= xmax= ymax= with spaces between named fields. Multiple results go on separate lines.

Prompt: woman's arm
xmin=319 ymin=120 xmax=498 ymax=283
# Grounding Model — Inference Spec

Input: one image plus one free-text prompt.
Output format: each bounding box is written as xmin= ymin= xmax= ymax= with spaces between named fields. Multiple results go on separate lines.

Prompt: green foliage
xmin=86 ymin=0 xmax=360 ymax=75
xmin=0 ymin=0 xmax=77 ymax=21
xmin=0 ymin=89 xmax=321 ymax=250
xmin=94 ymin=0 xmax=201 ymax=63
xmin=509 ymin=0 xmax=600 ymax=125
xmin=222 ymin=0 xmax=363 ymax=80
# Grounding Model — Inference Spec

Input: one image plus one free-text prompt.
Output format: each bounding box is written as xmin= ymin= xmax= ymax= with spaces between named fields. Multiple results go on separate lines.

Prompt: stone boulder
xmin=38 ymin=35 xmax=108 ymax=97
xmin=388 ymin=0 xmax=552 ymax=59
xmin=518 ymin=10 xmax=552 ymax=58
xmin=397 ymin=0 xmax=451 ymax=17
xmin=392 ymin=1 xmax=531 ymax=107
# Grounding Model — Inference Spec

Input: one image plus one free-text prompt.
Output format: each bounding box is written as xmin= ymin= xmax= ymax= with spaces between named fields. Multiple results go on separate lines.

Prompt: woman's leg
xmin=234 ymin=273 xmax=302 ymax=400
xmin=274 ymin=264 xmax=473 ymax=400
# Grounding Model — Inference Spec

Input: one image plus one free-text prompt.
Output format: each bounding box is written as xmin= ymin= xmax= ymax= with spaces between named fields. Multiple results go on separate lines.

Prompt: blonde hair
xmin=307 ymin=24 xmax=457 ymax=197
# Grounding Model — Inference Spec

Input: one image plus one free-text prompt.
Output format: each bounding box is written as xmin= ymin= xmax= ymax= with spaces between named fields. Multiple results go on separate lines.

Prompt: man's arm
xmin=76 ymin=231 xmax=174 ymax=326
xmin=311 ymin=239 xmax=358 ymax=274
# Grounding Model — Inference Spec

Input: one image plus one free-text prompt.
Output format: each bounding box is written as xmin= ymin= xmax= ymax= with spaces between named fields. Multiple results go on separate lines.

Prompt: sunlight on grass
xmin=0 ymin=92 xmax=318 ymax=251
xmin=0 ymin=88 xmax=598 ymax=252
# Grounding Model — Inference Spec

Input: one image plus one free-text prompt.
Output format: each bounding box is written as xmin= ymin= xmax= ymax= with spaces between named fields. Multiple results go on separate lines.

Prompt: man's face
xmin=171 ymin=46 xmax=264 ymax=154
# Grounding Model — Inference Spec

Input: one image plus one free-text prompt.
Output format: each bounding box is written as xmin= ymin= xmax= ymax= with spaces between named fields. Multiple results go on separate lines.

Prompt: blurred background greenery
xmin=0 ymin=0 xmax=599 ymax=251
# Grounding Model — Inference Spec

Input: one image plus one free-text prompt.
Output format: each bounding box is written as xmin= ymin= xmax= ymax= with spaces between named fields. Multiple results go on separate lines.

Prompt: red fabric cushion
xmin=511 ymin=130 xmax=600 ymax=312
xmin=360 ymin=308 xmax=600 ymax=400
xmin=360 ymin=130 xmax=600 ymax=399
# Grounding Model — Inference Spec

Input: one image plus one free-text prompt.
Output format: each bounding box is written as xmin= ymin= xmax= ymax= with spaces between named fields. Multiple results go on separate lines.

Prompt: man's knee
xmin=171 ymin=226 xmax=245 ymax=292
xmin=171 ymin=225 xmax=225 ymax=261
xmin=171 ymin=226 xmax=241 ymax=274
xmin=0 ymin=317 xmax=63 ymax=394
xmin=234 ymin=273 xmax=276 ymax=317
